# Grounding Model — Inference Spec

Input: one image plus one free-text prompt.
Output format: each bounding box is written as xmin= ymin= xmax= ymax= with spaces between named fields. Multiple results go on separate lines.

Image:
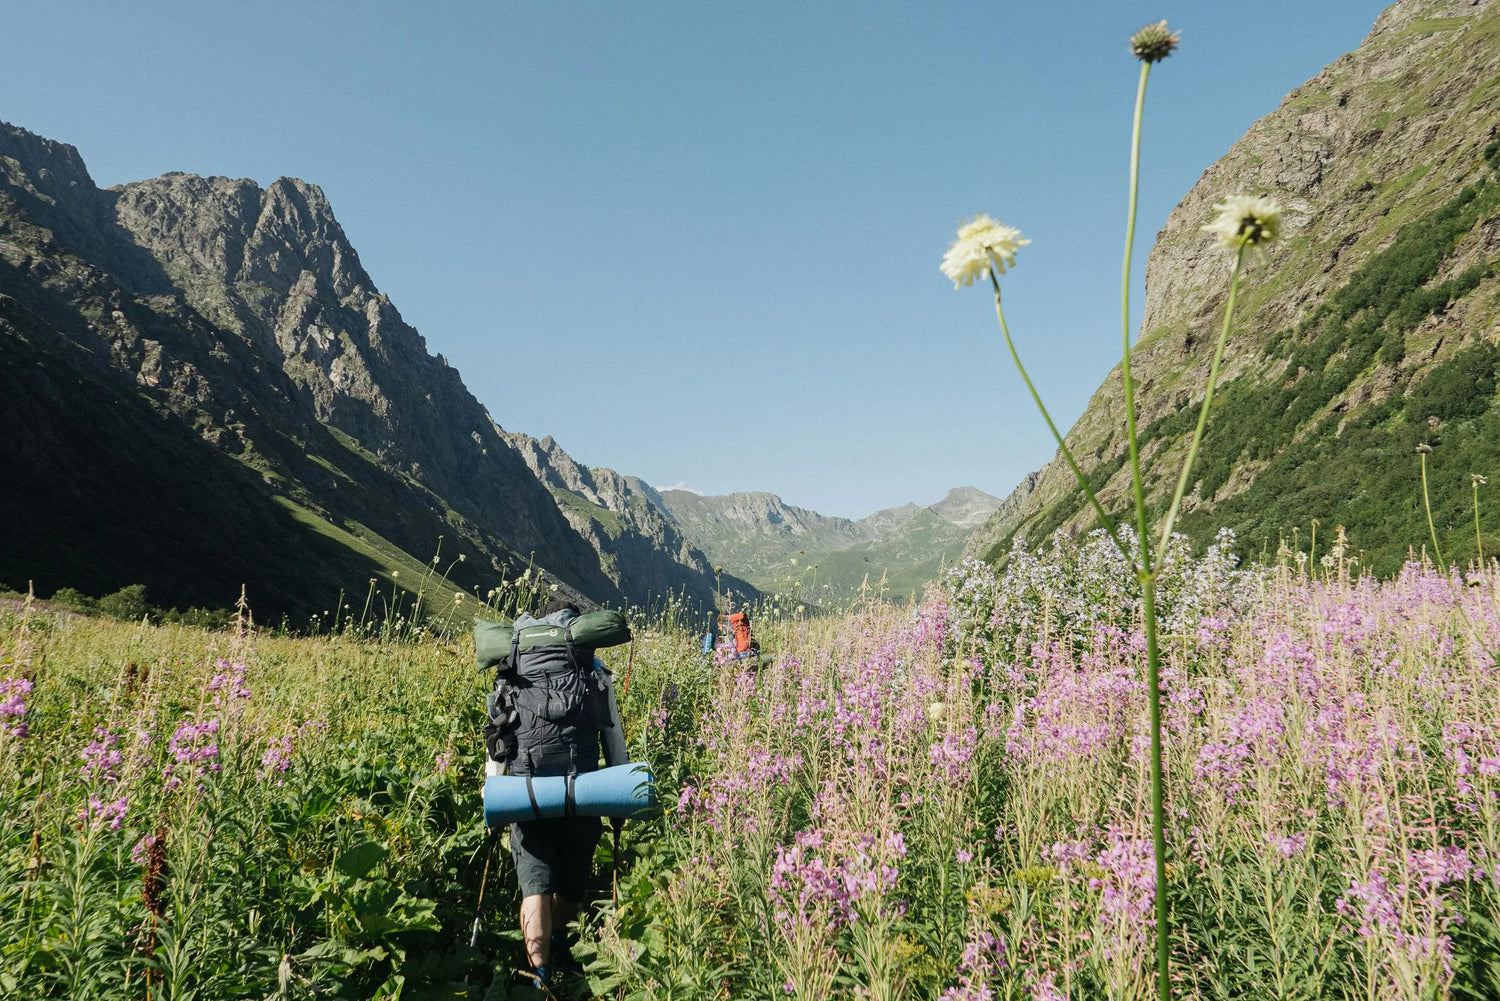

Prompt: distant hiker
xmin=484 ymin=598 xmax=625 ymax=991
xmin=727 ymin=610 xmax=759 ymax=657
xmin=701 ymin=615 xmax=716 ymax=655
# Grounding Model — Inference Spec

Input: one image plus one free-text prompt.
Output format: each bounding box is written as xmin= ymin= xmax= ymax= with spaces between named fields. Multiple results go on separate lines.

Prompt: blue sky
xmin=5 ymin=1 xmax=1391 ymax=518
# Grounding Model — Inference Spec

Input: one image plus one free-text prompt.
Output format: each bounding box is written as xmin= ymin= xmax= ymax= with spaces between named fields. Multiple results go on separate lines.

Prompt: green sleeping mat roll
xmin=475 ymin=609 xmax=632 ymax=671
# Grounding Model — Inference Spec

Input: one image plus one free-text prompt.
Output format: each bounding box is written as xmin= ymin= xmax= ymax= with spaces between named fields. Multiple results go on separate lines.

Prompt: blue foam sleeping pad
xmin=483 ymin=762 xmax=656 ymax=827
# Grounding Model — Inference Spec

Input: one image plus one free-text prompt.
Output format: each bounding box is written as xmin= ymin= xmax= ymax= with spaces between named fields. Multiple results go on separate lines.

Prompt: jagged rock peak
xmin=112 ymin=171 xmax=372 ymax=299
xmin=0 ymin=122 xmax=96 ymax=194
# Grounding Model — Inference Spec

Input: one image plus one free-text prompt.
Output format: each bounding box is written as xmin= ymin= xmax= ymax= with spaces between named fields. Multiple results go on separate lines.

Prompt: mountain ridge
xmin=0 ymin=123 xmax=672 ymax=614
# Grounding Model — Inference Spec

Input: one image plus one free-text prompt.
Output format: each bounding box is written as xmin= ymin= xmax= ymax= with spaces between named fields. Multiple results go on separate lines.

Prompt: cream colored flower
xmin=941 ymin=215 xmax=1030 ymax=289
xmin=1201 ymin=195 xmax=1282 ymax=266
xmin=927 ymin=701 xmax=946 ymax=722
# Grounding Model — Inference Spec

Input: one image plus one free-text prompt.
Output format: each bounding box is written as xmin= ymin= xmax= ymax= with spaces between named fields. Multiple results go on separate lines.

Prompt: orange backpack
xmin=727 ymin=612 xmax=754 ymax=653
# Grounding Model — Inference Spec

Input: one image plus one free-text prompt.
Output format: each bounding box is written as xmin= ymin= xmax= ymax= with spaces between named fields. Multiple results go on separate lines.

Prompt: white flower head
xmin=1201 ymin=195 xmax=1282 ymax=267
xmin=941 ymin=215 xmax=1030 ymax=289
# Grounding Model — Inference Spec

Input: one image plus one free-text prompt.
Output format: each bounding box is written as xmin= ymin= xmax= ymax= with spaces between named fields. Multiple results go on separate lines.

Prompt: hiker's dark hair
xmin=539 ymin=598 xmax=580 ymax=617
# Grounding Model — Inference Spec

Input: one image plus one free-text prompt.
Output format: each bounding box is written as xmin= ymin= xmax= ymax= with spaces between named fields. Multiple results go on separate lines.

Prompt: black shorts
xmin=509 ymin=816 xmax=602 ymax=899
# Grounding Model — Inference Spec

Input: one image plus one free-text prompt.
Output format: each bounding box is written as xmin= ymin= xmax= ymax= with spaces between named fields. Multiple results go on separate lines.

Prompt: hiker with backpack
xmin=479 ymin=598 xmax=630 ymax=992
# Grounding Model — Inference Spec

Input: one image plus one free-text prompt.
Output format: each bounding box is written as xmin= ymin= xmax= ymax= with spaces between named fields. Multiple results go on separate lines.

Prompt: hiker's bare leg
xmin=520 ymin=894 xmax=552 ymax=967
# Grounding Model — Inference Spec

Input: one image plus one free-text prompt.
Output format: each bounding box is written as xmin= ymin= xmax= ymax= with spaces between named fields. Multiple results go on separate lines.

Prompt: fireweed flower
xmin=83 ymin=794 xmax=129 ymax=830
xmin=260 ymin=735 xmax=294 ymax=778
xmin=131 ymin=832 xmax=159 ymax=865
xmin=940 ymin=215 xmax=1030 ymax=289
xmin=1202 ymin=194 xmax=1282 ymax=267
xmin=1129 ymin=20 xmax=1180 ymax=63
xmin=79 ymin=727 xmax=124 ymax=783
xmin=0 ymin=677 xmax=32 ymax=737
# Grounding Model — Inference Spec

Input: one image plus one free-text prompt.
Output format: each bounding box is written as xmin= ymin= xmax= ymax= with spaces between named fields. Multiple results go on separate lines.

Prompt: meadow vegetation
xmin=584 ymin=535 xmax=1500 ymax=1000
xmin=5 ymin=531 xmax=1499 ymax=999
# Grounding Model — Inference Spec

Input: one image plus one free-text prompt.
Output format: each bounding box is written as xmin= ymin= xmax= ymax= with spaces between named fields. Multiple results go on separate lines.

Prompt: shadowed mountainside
xmin=0 ymin=124 xmax=639 ymax=615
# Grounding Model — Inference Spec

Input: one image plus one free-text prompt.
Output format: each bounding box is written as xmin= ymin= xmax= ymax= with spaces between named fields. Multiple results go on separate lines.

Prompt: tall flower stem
xmin=988 ymin=269 xmax=1126 ymax=559
xmin=1121 ymin=62 xmax=1154 ymax=577
xmin=1473 ymin=478 xmax=1484 ymax=566
xmin=1156 ymin=246 xmax=1246 ymax=549
xmin=1121 ymin=58 xmax=1171 ymax=1001
xmin=1420 ymin=451 xmax=1447 ymax=573
xmin=1140 ymin=567 xmax=1169 ymax=1001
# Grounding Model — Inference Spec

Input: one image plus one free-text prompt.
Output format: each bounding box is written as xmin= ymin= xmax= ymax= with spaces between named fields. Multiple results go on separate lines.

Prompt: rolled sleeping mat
xmin=475 ymin=609 xmax=633 ymax=672
xmin=474 ymin=620 xmax=512 ymax=671
xmin=483 ymin=761 xmax=656 ymax=828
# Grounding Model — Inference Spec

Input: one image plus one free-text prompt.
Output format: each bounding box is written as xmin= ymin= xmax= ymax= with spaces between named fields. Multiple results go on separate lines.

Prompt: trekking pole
xmin=462 ymin=830 xmax=498 ymax=991
xmin=470 ymin=828 xmax=498 ymax=950
xmin=620 ymin=639 xmax=636 ymax=700
xmin=610 ymin=816 xmax=625 ymax=904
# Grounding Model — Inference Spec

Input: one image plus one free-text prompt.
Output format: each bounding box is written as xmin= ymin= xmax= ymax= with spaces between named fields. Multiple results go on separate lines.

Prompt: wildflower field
xmin=586 ymin=533 xmax=1500 ymax=1001
xmin=5 ymin=530 xmax=1497 ymax=1000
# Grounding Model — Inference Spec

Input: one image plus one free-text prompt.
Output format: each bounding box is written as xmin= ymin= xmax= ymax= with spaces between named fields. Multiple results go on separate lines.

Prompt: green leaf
xmin=338 ymin=841 xmax=390 ymax=879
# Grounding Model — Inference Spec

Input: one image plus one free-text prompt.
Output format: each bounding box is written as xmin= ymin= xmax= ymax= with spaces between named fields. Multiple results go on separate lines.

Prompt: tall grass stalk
xmin=1420 ymin=447 xmax=1448 ymax=573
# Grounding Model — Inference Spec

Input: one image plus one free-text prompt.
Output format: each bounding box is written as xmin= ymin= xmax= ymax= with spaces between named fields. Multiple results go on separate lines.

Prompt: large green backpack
xmin=476 ymin=609 xmax=632 ymax=776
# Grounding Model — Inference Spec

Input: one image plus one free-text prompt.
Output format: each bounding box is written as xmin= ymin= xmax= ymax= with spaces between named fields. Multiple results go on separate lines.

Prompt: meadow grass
xmin=3 ymin=536 xmax=1499 ymax=999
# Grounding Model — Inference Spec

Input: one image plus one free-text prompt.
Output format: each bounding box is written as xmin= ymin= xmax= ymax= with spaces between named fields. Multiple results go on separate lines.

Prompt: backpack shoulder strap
xmin=504 ymin=630 xmax=521 ymax=677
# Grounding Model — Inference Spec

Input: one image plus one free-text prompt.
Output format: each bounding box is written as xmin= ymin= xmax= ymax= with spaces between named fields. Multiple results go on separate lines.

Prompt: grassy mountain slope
xmin=968 ymin=0 xmax=1500 ymax=574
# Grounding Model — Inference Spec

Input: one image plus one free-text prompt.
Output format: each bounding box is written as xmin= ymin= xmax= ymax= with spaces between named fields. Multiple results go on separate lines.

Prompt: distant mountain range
xmin=0 ymin=121 xmax=980 ymax=618
xmin=655 ymin=486 xmax=1000 ymax=600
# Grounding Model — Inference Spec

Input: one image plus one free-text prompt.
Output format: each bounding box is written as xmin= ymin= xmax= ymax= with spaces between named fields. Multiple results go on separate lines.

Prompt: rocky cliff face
xmin=0 ymin=121 xmax=627 ymax=612
xmin=969 ymin=0 xmax=1500 ymax=569
xmin=501 ymin=432 xmax=755 ymax=609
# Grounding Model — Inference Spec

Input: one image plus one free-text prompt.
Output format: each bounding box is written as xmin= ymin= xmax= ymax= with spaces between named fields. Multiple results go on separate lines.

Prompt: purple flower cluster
xmin=769 ymin=827 xmax=905 ymax=931
xmin=260 ymin=734 xmax=294 ymax=779
xmin=1089 ymin=827 xmax=1156 ymax=927
xmin=929 ymin=727 xmax=978 ymax=786
xmin=163 ymin=717 xmax=220 ymax=790
xmin=79 ymin=726 xmax=124 ymax=783
xmin=77 ymin=725 xmax=130 ymax=829
xmin=941 ymin=927 xmax=1005 ymax=1001
xmin=206 ymin=657 xmax=252 ymax=711
xmin=0 ymin=676 xmax=32 ymax=738
xmin=130 ymin=831 xmax=159 ymax=865
xmin=1193 ymin=696 xmax=1286 ymax=801
xmin=1337 ymin=846 xmax=1477 ymax=972
xmin=83 ymin=794 xmax=130 ymax=830
xmin=679 ymin=743 xmax=802 ymax=836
